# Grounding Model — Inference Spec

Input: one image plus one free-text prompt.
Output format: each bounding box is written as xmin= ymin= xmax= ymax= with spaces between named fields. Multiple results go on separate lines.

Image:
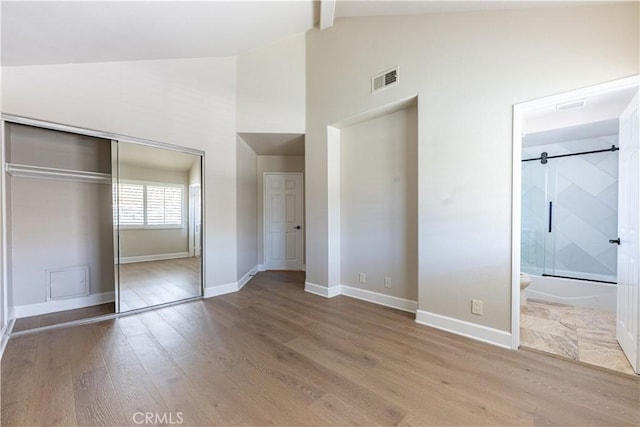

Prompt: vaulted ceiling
xmin=1 ymin=1 xmax=606 ymax=67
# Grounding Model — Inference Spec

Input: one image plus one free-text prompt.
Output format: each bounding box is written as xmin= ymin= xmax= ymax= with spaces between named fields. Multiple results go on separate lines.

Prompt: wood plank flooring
xmin=12 ymin=303 xmax=115 ymax=333
xmin=119 ymin=257 xmax=201 ymax=312
xmin=2 ymin=271 xmax=638 ymax=426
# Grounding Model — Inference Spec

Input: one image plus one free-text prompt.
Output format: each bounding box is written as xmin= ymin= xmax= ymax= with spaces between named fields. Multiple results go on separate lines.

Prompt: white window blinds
xmin=118 ymin=183 xmax=144 ymax=226
xmin=115 ymin=182 xmax=183 ymax=227
xmin=147 ymin=185 xmax=183 ymax=226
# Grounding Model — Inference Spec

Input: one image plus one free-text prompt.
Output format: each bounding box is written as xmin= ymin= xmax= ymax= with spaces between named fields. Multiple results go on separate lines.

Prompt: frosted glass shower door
xmin=545 ymin=152 xmax=618 ymax=283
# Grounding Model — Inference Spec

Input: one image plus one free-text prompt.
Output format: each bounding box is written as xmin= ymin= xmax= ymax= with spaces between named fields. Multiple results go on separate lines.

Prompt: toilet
xmin=520 ymin=273 xmax=531 ymax=305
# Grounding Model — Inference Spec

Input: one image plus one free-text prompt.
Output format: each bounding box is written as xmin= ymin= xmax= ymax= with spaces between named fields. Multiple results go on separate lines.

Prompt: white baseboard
xmin=415 ymin=309 xmax=512 ymax=349
xmin=118 ymin=252 xmax=190 ymax=265
xmin=237 ymin=265 xmax=259 ymax=291
xmin=340 ymin=285 xmax=417 ymax=313
xmin=258 ymin=264 xmax=266 ymax=272
xmin=203 ymin=282 xmax=238 ymax=298
xmin=203 ymin=265 xmax=260 ymax=298
xmin=304 ymin=282 xmax=341 ymax=298
xmin=303 ymin=282 xmax=417 ymax=313
xmin=0 ymin=317 xmax=16 ymax=360
xmin=15 ymin=291 xmax=115 ymax=319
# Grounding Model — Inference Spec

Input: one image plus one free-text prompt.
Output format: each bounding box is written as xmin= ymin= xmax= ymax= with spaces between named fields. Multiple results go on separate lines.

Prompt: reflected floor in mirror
xmin=119 ymin=257 xmax=201 ymax=312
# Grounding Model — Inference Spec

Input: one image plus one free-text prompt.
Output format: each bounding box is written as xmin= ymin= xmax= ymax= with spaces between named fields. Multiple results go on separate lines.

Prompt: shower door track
xmin=541 ymin=273 xmax=617 ymax=285
xmin=522 ymin=145 xmax=619 ymax=163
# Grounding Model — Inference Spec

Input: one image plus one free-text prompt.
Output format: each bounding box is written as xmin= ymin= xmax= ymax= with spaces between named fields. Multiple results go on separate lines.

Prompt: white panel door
xmin=264 ymin=173 xmax=304 ymax=270
xmin=617 ymin=90 xmax=640 ymax=373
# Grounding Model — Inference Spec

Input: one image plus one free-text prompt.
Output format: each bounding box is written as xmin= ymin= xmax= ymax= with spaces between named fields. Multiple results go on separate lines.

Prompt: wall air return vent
xmin=556 ymin=99 xmax=586 ymax=111
xmin=371 ymin=67 xmax=399 ymax=93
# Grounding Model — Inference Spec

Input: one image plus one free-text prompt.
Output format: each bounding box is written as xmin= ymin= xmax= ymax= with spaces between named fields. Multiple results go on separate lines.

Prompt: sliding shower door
xmin=545 ymin=152 xmax=618 ymax=283
xmin=113 ymin=141 xmax=203 ymax=312
xmin=522 ymin=142 xmax=618 ymax=283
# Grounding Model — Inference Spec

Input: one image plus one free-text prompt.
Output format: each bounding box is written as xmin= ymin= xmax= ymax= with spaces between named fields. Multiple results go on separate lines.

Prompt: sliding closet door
xmin=114 ymin=141 xmax=202 ymax=312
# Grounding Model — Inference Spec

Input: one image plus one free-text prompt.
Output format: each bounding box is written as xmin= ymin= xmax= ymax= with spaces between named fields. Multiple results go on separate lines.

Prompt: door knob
xmin=609 ymin=238 xmax=621 ymax=245
xmin=294 ymin=225 xmax=301 ymax=230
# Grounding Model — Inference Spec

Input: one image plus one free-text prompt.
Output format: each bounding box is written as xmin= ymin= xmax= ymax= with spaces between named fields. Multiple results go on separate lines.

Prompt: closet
xmin=2 ymin=117 xmax=204 ymax=331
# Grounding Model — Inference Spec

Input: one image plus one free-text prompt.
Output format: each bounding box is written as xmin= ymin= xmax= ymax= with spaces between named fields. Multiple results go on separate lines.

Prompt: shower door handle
xmin=609 ymin=238 xmax=620 ymax=245
xmin=548 ymin=201 xmax=553 ymax=233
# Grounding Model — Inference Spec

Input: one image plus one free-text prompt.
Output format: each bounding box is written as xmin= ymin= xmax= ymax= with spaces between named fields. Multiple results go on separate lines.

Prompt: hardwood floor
xmin=12 ymin=303 xmax=115 ymax=333
xmin=119 ymin=257 xmax=201 ymax=311
xmin=2 ymin=271 xmax=638 ymax=426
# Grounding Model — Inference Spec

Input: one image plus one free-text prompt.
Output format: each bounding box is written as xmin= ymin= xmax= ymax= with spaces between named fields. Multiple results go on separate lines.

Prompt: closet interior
xmin=3 ymin=118 xmax=203 ymax=331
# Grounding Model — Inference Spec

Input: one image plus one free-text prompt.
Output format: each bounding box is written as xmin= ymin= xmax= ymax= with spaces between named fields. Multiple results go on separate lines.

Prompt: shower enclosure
xmin=521 ymin=136 xmax=619 ymax=284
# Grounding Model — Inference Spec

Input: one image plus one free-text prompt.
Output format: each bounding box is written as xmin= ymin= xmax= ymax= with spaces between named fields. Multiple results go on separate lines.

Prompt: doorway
xmin=263 ymin=172 xmax=304 ymax=270
xmin=512 ymin=76 xmax=639 ymax=375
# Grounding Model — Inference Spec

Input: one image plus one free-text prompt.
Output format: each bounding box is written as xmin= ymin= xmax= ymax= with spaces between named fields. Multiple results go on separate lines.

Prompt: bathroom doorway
xmin=512 ymin=76 xmax=640 ymax=375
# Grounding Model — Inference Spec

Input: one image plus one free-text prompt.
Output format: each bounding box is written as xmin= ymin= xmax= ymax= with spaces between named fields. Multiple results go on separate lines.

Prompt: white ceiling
xmin=119 ymin=143 xmax=199 ymax=172
xmin=523 ymin=119 xmax=620 ymax=148
xmin=334 ymin=1 xmax=609 ymax=18
xmin=2 ymin=1 xmax=613 ymax=67
xmin=239 ymin=133 xmax=305 ymax=155
xmin=524 ymin=86 xmax=638 ymax=135
xmin=1 ymin=1 xmax=316 ymax=66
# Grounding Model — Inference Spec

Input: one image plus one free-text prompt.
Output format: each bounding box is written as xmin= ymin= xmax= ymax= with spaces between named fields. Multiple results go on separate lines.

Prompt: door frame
xmin=511 ymin=75 xmax=640 ymax=350
xmin=263 ymin=172 xmax=304 ymax=270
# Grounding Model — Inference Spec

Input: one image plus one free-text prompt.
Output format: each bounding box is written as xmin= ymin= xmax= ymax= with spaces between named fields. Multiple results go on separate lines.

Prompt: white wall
xmin=306 ymin=3 xmax=639 ymax=332
xmin=257 ymin=155 xmax=305 ymax=265
xmin=2 ymin=56 xmax=238 ymax=288
xmin=237 ymin=33 xmax=305 ymax=133
xmin=236 ymin=136 xmax=258 ymax=278
xmin=340 ymin=106 xmax=418 ymax=301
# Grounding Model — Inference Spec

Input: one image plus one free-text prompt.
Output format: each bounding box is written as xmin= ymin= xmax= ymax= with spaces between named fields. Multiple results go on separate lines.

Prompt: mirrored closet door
xmin=113 ymin=141 xmax=202 ymax=312
xmin=3 ymin=117 xmax=204 ymax=332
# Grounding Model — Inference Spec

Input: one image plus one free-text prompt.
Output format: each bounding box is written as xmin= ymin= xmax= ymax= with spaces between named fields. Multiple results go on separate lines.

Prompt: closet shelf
xmin=5 ymin=163 xmax=112 ymax=184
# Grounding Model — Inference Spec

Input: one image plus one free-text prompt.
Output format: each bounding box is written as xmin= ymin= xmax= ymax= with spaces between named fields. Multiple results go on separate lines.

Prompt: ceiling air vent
xmin=556 ymin=99 xmax=586 ymax=111
xmin=371 ymin=67 xmax=399 ymax=93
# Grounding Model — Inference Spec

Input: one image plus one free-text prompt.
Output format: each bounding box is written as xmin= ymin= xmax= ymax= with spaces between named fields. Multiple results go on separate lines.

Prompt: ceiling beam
xmin=319 ymin=0 xmax=336 ymax=30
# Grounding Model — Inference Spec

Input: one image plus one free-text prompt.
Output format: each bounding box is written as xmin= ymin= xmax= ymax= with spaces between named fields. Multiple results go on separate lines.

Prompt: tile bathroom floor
xmin=520 ymin=299 xmax=635 ymax=375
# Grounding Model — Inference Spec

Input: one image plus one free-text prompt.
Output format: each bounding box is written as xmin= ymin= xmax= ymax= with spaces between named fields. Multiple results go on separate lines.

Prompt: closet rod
xmin=522 ymin=145 xmax=618 ymax=163
xmin=6 ymin=163 xmax=112 ymax=184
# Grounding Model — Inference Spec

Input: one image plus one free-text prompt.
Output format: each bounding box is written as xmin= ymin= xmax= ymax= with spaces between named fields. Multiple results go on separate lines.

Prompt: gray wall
xmin=118 ymin=162 xmax=189 ymax=258
xmin=236 ymin=136 xmax=258 ymax=278
xmin=257 ymin=155 xmax=305 ymax=265
xmin=305 ymin=3 xmax=639 ymax=331
xmin=6 ymin=124 xmax=114 ymax=306
xmin=340 ymin=106 xmax=418 ymax=300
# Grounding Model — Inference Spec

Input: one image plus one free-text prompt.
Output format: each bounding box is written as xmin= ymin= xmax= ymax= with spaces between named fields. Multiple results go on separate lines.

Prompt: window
xmin=114 ymin=181 xmax=184 ymax=228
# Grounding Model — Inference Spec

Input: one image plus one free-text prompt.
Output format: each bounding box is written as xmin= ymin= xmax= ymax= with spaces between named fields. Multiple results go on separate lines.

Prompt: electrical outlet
xmin=471 ymin=299 xmax=483 ymax=315
xmin=359 ymin=272 xmax=366 ymax=284
xmin=384 ymin=277 xmax=392 ymax=288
